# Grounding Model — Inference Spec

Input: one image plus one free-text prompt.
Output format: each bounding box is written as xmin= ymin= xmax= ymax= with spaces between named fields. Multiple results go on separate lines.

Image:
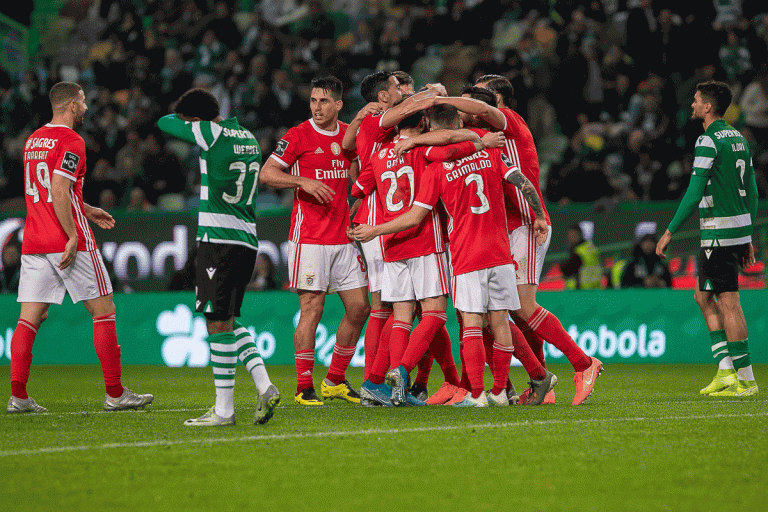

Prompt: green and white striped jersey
xmin=691 ymin=119 xmax=756 ymax=247
xmin=158 ymin=115 xmax=261 ymax=250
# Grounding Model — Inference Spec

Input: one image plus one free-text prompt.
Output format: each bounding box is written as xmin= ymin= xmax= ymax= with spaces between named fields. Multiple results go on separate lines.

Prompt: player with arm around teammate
xmin=8 ymin=82 xmax=153 ymax=413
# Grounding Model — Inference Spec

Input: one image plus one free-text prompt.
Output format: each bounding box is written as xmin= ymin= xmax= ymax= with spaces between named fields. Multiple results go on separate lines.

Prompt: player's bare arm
xmin=348 ymin=158 xmax=360 ymax=182
xmin=51 ymin=173 xmax=78 ymax=269
xmin=380 ymin=85 xmax=447 ymax=128
xmin=352 ymin=205 xmax=430 ymax=243
xmin=507 ymin=170 xmax=548 ymax=245
xmin=342 ymin=102 xmax=383 ymax=151
xmin=83 ymin=203 xmax=115 ymax=230
xmin=435 ymin=96 xmax=506 ymax=130
xmin=656 ymin=230 xmax=673 ymax=259
xmin=260 ymin=157 xmax=335 ymax=204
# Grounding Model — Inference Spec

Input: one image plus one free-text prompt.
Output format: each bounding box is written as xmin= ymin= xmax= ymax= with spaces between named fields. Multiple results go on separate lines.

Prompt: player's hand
xmin=532 ymin=218 xmax=548 ymax=246
xmin=481 ymin=131 xmax=505 ymax=149
xmin=742 ymin=243 xmax=756 ymax=269
xmin=86 ymin=207 xmax=115 ymax=229
xmin=299 ymin=177 xmax=335 ymax=204
xmin=350 ymin=198 xmax=361 ymax=217
xmin=656 ymin=230 xmax=672 ymax=259
xmin=59 ymin=237 xmax=78 ymax=270
xmin=352 ymin=224 xmax=377 ymax=243
xmin=358 ymin=102 xmax=383 ymax=119
xmin=425 ymin=83 xmax=448 ymax=96
xmin=394 ymin=137 xmax=416 ymax=158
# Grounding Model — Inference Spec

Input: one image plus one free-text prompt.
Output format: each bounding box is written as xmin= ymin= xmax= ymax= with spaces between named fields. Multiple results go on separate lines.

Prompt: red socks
xmin=509 ymin=320 xmax=546 ymax=380
xmin=401 ymin=311 xmax=446 ymax=372
xmin=326 ymin=344 xmax=356 ymax=385
xmin=389 ymin=320 xmax=412 ymax=369
xmin=492 ymin=342 xmax=514 ymax=394
xmin=518 ymin=322 xmax=546 ymax=367
xmin=295 ymin=349 xmax=315 ymax=393
xmin=430 ymin=325 xmax=460 ymax=386
xmin=526 ymin=307 xmax=590 ymax=372
xmin=364 ymin=309 xmax=392 ymax=380
xmin=10 ymin=319 xmax=38 ymax=399
xmin=93 ymin=313 xmax=123 ymax=398
xmin=414 ymin=352 xmax=434 ymax=387
xmin=462 ymin=327 xmax=486 ymax=398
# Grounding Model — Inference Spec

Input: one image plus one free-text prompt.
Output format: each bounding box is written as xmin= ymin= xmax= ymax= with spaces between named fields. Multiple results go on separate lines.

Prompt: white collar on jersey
xmin=309 ymin=117 xmax=340 ymax=136
xmin=45 ymin=123 xmax=73 ymax=129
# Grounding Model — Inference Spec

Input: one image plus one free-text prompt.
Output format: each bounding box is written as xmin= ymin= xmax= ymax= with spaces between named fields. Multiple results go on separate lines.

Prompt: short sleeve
xmin=53 ymin=135 xmax=86 ymax=182
xmin=413 ymin=163 xmax=440 ymax=211
xmin=269 ymin=127 xmax=302 ymax=168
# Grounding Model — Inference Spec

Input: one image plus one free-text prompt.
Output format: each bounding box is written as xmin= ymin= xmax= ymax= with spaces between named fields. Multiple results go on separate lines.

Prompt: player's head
xmin=394 ymin=94 xmax=424 ymax=133
xmin=392 ymin=71 xmax=415 ymax=95
xmin=310 ymin=76 xmax=344 ymax=129
xmin=360 ymin=71 xmax=401 ymax=107
xmin=172 ymin=88 xmax=220 ymax=121
xmin=460 ymin=85 xmax=497 ymax=128
xmin=49 ymin=82 xmax=87 ymax=127
xmin=475 ymin=74 xmax=514 ymax=109
xmin=425 ymin=104 xmax=461 ymax=131
xmin=693 ymin=81 xmax=732 ymax=120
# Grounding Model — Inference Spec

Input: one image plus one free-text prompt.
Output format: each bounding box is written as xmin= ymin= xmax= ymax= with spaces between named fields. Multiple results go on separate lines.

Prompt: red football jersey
xmin=498 ymin=108 xmax=550 ymax=230
xmin=351 ymin=112 xmax=395 ymax=225
xmin=270 ymin=118 xmax=355 ymax=245
xmin=21 ymin=124 xmax=97 ymax=254
xmin=417 ymin=144 xmax=517 ymax=276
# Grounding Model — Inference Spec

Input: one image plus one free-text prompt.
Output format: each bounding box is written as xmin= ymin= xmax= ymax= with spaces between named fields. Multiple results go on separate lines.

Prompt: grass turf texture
xmin=1 ymin=364 xmax=765 ymax=512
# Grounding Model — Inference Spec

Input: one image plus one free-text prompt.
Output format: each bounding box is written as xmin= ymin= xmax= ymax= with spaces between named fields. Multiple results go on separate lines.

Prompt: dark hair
xmin=392 ymin=71 xmax=414 ymax=88
xmin=394 ymin=94 xmax=423 ymax=130
xmin=311 ymin=76 xmax=343 ymax=100
xmin=425 ymin=104 xmax=460 ymax=130
xmin=173 ymin=88 xmax=220 ymax=121
xmin=360 ymin=71 xmax=393 ymax=102
xmin=49 ymin=82 xmax=82 ymax=111
xmin=462 ymin=85 xmax=497 ymax=108
xmin=475 ymin=74 xmax=514 ymax=108
xmin=696 ymin=81 xmax=732 ymax=116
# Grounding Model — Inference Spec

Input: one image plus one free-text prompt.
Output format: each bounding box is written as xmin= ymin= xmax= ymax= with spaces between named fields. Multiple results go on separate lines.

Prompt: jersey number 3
xmin=224 ymin=161 xmax=261 ymax=205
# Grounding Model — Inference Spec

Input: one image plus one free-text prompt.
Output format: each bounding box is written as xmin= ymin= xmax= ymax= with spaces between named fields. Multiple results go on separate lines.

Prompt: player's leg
xmin=294 ymin=290 xmax=325 ymax=404
xmin=401 ymin=295 xmax=447 ymax=375
xmin=711 ymin=291 xmax=758 ymax=396
xmin=233 ymin=320 xmax=281 ymax=424
xmin=7 ymin=302 xmax=50 ymax=413
xmin=452 ymin=311 xmax=488 ymax=406
xmin=486 ymin=309 xmax=514 ymax=405
xmin=360 ymin=237 xmax=391 ymax=381
xmin=694 ymin=288 xmax=737 ymax=394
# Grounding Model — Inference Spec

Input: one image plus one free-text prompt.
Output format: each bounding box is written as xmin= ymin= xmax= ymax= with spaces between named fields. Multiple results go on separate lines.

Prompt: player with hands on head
xmin=8 ymin=81 xmax=153 ymax=414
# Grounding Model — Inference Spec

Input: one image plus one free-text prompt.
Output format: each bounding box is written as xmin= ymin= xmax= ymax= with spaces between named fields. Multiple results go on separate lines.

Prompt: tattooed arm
xmin=506 ymin=170 xmax=548 ymax=245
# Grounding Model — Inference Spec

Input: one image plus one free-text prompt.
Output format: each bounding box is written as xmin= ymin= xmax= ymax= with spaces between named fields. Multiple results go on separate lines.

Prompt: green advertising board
xmin=0 ymin=290 xmax=764 ymax=367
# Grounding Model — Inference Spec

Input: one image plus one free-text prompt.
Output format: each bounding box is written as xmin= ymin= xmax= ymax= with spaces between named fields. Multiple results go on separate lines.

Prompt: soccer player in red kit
xmin=351 ymin=107 xmax=502 ymax=405
xmin=457 ymin=83 xmax=603 ymax=405
xmin=8 ymin=82 xmax=153 ymax=413
xmin=260 ymin=76 xmax=370 ymax=405
xmin=354 ymin=104 xmax=556 ymax=406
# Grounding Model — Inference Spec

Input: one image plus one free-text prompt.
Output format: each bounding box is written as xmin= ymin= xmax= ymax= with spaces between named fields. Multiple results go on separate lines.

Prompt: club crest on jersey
xmin=378 ymin=148 xmax=387 ymax=159
xmin=274 ymin=139 xmax=289 ymax=157
xmin=305 ymin=273 xmax=315 ymax=286
xmin=443 ymin=161 xmax=455 ymax=170
xmin=331 ymin=142 xmax=341 ymax=156
xmin=61 ymin=151 xmax=80 ymax=172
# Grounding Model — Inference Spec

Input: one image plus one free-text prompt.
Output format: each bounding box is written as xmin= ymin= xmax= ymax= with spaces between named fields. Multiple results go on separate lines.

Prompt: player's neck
xmin=312 ymin=117 xmax=338 ymax=132
xmin=702 ymin=115 xmax=722 ymax=131
xmin=49 ymin=113 xmax=74 ymax=128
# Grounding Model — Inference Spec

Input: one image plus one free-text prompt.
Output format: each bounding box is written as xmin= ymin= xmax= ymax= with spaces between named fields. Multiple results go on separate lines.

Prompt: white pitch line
xmin=2 ymin=412 xmax=767 ymax=457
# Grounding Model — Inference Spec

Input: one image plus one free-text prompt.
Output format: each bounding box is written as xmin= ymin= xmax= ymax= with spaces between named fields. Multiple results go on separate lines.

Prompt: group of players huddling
xmin=261 ymin=70 xmax=603 ymax=408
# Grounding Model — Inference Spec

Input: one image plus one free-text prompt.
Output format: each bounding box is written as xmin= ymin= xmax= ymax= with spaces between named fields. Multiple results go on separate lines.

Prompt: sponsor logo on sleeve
xmin=501 ymin=153 xmax=514 ymax=167
xmin=60 ymin=151 xmax=80 ymax=173
xmin=274 ymin=139 xmax=289 ymax=157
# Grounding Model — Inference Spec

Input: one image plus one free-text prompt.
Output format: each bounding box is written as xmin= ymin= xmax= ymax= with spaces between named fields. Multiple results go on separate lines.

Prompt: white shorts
xmin=451 ymin=264 xmax=519 ymax=314
xmin=381 ymin=252 xmax=450 ymax=302
xmin=288 ymin=241 xmax=368 ymax=293
xmin=509 ymin=224 xmax=552 ymax=285
xmin=359 ymin=236 xmax=384 ymax=293
xmin=18 ymin=250 xmax=113 ymax=304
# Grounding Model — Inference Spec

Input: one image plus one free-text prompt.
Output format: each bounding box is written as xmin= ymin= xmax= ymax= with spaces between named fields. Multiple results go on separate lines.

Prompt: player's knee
xmin=348 ymin=302 xmax=371 ymax=325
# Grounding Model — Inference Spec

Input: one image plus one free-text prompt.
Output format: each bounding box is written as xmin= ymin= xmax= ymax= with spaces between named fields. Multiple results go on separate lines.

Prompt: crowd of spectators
xmin=1 ymin=0 xmax=768 ymax=213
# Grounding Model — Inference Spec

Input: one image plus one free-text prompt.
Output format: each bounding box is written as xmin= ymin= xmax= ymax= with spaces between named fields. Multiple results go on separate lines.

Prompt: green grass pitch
xmin=1 ymin=364 xmax=765 ymax=512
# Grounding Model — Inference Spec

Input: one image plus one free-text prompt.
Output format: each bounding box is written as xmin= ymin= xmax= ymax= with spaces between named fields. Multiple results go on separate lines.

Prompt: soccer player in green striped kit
xmin=657 ymin=81 xmax=759 ymax=397
xmin=158 ymin=88 xmax=280 ymax=425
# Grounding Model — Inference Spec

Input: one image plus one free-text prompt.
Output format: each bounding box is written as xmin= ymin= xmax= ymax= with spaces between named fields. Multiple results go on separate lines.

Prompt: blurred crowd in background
xmin=1 ymin=0 xmax=768 ymax=291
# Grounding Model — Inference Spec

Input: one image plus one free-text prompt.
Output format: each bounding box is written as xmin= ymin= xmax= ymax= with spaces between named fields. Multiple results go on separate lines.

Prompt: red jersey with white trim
xmin=352 ymin=112 xmax=396 ymax=225
xmin=21 ymin=124 xmax=97 ymax=254
xmin=270 ymin=118 xmax=355 ymax=245
xmin=498 ymin=107 xmax=550 ymax=230
xmin=417 ymin=141 xmax=516 ymax=275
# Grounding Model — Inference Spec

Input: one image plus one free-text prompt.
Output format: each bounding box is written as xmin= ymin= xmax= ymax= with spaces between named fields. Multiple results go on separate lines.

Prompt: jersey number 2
xmin=25 ymin=162 xmax=53 ymax=203
xmin=736 ymin=159 xmax=746 ymax=197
